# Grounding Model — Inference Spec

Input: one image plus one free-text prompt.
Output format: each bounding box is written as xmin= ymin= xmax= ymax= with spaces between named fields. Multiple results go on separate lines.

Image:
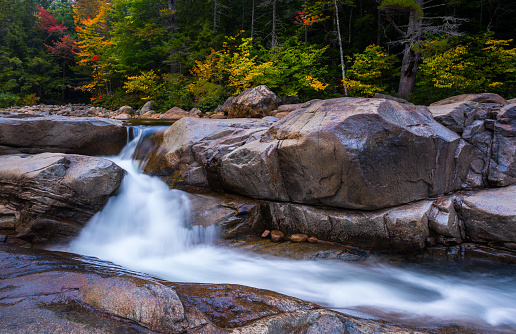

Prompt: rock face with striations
xmin=220 ymin=97 xmax=474 ymax=210
xmin=0 ymin=153 xmax=124 ymax=243
xmin=227 ymin=85 xmax=282 ymax=118
xmin=0 ymin=115 xmax=127 ymax=156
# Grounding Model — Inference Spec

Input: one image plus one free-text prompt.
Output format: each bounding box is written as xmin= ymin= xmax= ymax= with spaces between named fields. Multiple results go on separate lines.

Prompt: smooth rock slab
xmin=267 ymin=200 xmax=433 ymax=253
xmin=0 ymin=153 xmax=124 ymax=243
xmin=0 ymin=115 xmax=127 ymax=156
xmin=456 ymin=185 xmax=516 ymax=248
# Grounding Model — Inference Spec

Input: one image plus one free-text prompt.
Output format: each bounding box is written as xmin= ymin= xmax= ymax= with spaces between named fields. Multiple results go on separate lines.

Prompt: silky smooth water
xmin=62 ymin=128 xmax=516 ymax=329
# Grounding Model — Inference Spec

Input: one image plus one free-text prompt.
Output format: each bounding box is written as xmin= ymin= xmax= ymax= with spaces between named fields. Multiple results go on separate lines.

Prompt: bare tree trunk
xmin=334 ymin=0 xmax=347 ymax=96
xmin=377 ymin=7 xmax=381 ymax=45
xmin=166 ymin=0 xmax=177 ymax=73
xmin=348 ymin=6 xmax=353 ymax=44
xmin=214 ymin=0 xmax=218 ymax=32
xmin=271 ymin=0 xmax=277 ymax=48
xmin=242 ymin=0 xmax=245 ymax=30
xmin=397 ymin=0 xmax=422 ymax=98
xmin=251 ymin=0 xmax=255 ymax=43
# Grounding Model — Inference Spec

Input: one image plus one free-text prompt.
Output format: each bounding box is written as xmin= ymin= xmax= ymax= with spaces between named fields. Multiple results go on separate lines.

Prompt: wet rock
xmin=140 ymin=111 xmax=156 ymax=118
xmin=227 ymin=85 xmax=282 ymax=118
xmin=142 ymin=117 xmax=276 ymax=191
xmin=138 ymin=100 xmax=154 ymax=115
xmin=456 ymin=185 xmax=516 ymax=246
xmin=261 ymin=230 xmax=270 ymax=238
xmin=220 ymin=97 xmax=474 ymax=210
xmin=117 ymin=105 xmax=134 ymax=115
xmin=275 ymin=111 xmax=291 ymax=118
xmin=0 ymin=153 xmax=124 ymax=244
xmin=373 ymin=93 xmax=414 ymax=105
xmin=160 ymin=107 xmax=198 ymax=120
xmin=428 ymin=102 xmax=477 ymax=134
xmin=188 ymin=193 xmax=267 ymax=239
xmin=430 ymin=93 xmax=508 ymax=106
xmin=308 ymin=236 xmax=318 ymax=243
xmin=0 ymin=243 xmax=441 ymax=333
xmin=290 ymin=233 xmax=308 ymax=242
xmin=113 ymin=112 xmax=132 ymax=119
xmin=488 ymin=104 xmax=516 ymax=186
xmin=428 ymin=196 xmax=463 ymax=241
xmin=220 ymin=96 xmax=235 ymax=115
xmin=267 ymin=200 xmax=433 ymax=253
xmin=0 ymin=115 xmax=127 ymax=156
xmin=270 ymin=229 xmax=285 ymax=242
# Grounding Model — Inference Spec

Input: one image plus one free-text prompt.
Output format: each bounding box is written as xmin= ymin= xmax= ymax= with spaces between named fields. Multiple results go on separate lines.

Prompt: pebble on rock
xmin=270 ymin=230 xmax=284 ymax=242
xmin=261 ymin=230 xmax=270 ymax=238
xmin=290 ymin=234 xmax=308 ymax=243
xmin=307 ymin=236 xmax=318 ymax=243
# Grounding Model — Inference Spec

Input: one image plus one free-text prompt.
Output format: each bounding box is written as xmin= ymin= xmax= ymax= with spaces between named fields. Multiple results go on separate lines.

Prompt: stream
xmin=58 ymin=126 xmax=516 ymax=331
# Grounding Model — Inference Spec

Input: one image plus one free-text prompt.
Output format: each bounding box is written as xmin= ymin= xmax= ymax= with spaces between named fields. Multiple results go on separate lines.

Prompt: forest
xmin=1 ymin=0 xmax=515 ymax=112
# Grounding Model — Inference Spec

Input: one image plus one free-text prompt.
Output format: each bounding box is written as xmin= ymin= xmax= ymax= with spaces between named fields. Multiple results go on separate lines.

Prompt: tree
xmin=74 ymin=4 xmax=114 ymax=95
xmin=346 ymin=44 xmax=398 ymax=97
xmin=379 ymin=0 xmax=464 ymax=98
xmin=417 ymin=34 xmax=516 ymax=102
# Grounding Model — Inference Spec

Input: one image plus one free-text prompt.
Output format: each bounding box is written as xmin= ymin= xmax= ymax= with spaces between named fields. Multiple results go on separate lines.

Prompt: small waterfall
xmin=63 ymin=126 xmax=516 ymax=330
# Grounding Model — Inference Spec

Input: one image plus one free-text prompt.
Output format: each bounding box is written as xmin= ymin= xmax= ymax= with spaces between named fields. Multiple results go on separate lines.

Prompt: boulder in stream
xmin=220 ymin=97 xmax=475 ymax=210
xmin=0 ymin=115 xmax=127 ymax=156
xmin=0 ymin=153 xmax=124 ymax=244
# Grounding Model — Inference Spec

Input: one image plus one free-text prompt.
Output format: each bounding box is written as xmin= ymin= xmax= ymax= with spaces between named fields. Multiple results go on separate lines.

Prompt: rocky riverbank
xmin=1 ymin=88 xmax=516 ymax=333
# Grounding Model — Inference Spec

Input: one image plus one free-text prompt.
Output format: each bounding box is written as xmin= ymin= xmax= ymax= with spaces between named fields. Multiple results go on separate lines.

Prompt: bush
xmin=0 ymin=93 xmax=21 ymax=108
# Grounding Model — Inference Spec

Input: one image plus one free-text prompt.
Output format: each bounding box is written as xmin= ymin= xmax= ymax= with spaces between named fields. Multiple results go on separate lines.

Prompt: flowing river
xmin=60 ymin=127 xmax=516 ymax=331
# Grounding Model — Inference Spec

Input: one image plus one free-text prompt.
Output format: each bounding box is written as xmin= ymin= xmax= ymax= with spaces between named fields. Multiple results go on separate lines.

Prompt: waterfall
xmin=62 ymin=126 xmax=516 ymax=329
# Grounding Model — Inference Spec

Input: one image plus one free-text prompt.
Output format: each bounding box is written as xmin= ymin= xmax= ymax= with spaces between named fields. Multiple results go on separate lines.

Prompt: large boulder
xmin=142 ymin=117 xmax=277 ymax=191
xmin=430 ymin=93 xmax=508 ymax=106
xmin=0 ymin=115 xmax=127 ymax=156
xmin=227 ymin=85 xmax=282 ymax=118
xmin=0 ymin=153 xmax=124 ymax=243
xmin=220 ymin=97 xmax=475 ymax=210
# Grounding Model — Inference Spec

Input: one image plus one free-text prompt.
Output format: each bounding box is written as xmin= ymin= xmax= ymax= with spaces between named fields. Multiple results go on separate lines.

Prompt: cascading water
xmin=62 ymin=127 xmax=516 ymax=330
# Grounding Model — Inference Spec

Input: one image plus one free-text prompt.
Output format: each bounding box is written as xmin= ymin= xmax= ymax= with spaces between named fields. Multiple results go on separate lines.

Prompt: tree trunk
xmin=251 ymin=0 xmax=255 ymax=43
xmin=271 ymin=0 xmax=277 ymax=48
xmin=214 ymin=0 xmax=218 ymax=32
xmin=334 ymin=0 xmax=347 ymax=96
xmin=397 ymin=0 xmax=422 ymax=99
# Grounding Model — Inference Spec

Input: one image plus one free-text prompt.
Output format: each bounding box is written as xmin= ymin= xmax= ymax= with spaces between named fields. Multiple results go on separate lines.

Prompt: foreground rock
xmin=0 ymin=243 xmax=451 ymax=334
xmin=227 ymin=85 xmax=282 ymax=118
xmin=0 ymin=153 xmax=124 ymax=244
xmin=0 ymin=114 xmax=127 ymax=156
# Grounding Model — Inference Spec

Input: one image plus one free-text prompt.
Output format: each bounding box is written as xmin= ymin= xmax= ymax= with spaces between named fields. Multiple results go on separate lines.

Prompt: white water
xmin=63 ymin=128 xmax=516 ymax=329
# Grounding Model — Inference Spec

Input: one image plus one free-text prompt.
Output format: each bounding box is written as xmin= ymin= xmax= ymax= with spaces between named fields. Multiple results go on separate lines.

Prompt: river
xmin=58 ymin=126 xmax=516 ymax=331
